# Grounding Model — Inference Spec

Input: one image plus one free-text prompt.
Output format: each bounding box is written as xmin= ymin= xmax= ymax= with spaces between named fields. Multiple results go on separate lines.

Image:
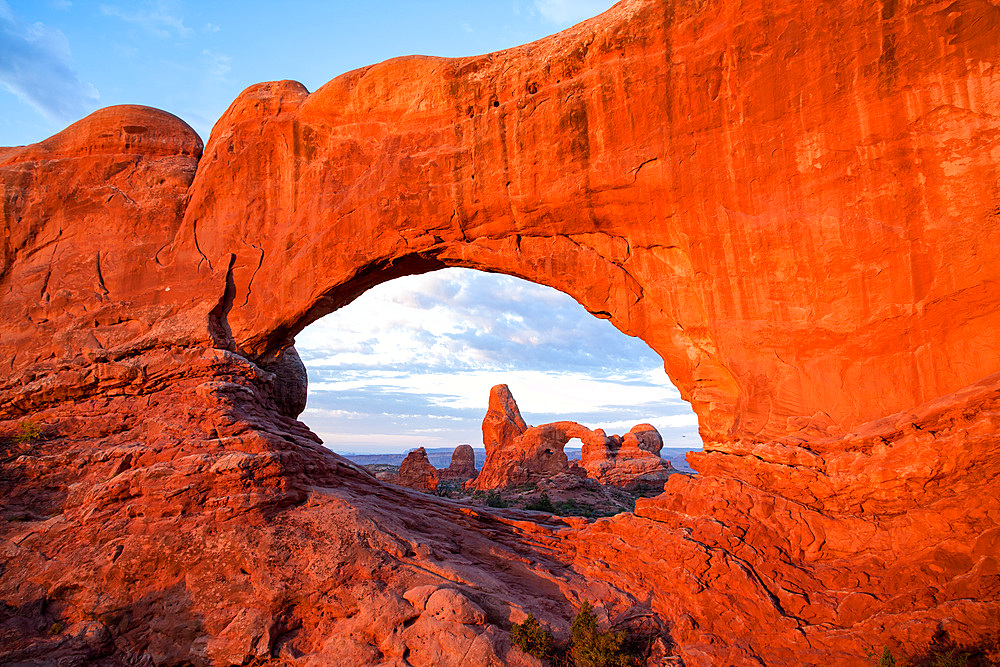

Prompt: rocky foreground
xmin=2 ymin=0 xmax=999 ymax=664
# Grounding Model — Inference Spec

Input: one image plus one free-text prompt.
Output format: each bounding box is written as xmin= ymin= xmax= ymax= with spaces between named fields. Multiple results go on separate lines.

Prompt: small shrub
xmin=511 ymin=613 xmax=554 ymax=659
xmin=15 ymin=419 xmax=41 ymax=445
xmin=931 ymin=651 xmax=970 ymax=667
xmin=865 ymin=647 xmax=897 ymax=667
xmin=526 ymin=492 xmax=556 ymax=513
xmin=571 ymin=601 xmax=635 ymax=667
xmin=486 ymin=490 xmax=508 ymax=508
xmin=550 ymin=499 xmax=620 ymax=518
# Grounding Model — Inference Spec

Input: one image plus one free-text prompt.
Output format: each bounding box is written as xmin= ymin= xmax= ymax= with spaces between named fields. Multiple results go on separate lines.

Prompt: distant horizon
xmin=333 ymin=444 xmax=701 ymax=456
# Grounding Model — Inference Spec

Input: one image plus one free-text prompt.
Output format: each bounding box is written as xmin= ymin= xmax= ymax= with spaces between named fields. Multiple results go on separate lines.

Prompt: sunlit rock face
xmin=581 ymin=423 xmax=676 ymax=491
xmin=1 ymin=0 xmax=999 ymax=664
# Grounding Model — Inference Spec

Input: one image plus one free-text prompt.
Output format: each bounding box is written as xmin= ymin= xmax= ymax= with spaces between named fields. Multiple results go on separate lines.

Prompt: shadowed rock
xmin=397 ymin=447 xmax=439 ymax=493
xmin=439 ymin=445 xmax=478 ymax=481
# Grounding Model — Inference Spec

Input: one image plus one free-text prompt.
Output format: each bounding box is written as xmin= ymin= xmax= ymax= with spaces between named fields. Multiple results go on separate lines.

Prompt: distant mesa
xmin=468 ymin=384 xmax=675 ymax=492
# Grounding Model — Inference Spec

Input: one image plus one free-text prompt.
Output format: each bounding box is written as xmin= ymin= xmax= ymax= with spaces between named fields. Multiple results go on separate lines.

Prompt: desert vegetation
xmin=510 ymin=601 xmax=645 ymax=666
xmin=866 ymin=630 xmax=1000 ymax=666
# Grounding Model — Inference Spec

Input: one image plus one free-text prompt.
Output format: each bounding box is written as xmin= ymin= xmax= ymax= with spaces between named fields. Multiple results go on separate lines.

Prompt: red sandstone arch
xmin=2 ymin=0 xmax=999 ymax=663
xmin=3 ymin=0 xmax=998 ymax=447
xmin=170 ymin=0 xmax=1000 ymax=445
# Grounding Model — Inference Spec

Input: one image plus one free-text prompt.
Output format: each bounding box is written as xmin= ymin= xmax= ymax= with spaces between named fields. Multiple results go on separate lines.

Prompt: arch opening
xmin=293 ymin=266 xmax=700 ymax=484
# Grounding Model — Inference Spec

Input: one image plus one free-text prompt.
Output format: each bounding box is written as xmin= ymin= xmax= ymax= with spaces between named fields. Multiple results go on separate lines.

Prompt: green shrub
xmin=511 ymin=613 xmax=554 ymax=659
xmin=15 ymin=419 xmax=41 ymax=445
xmin=878 ymin=647 xmax=898 ymax=667
xmin=486 ymin=490 xmax=508 ymax=508
xmin=865 ymin=646 xmax=898 ymax=667
xmin=526 ymin=492 xmax=556 ymax=513
xmin=931 ymin=651 xmax=970 ymax=667
xmin=571 ymin=601 xmax=635 ymax=667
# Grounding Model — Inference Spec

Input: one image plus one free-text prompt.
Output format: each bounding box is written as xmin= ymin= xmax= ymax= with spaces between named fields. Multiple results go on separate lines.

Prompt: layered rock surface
xmin=397 ymin=447 xmax=440 ymax=493
xmin=2 ymin=0 xmax=999 ymax=664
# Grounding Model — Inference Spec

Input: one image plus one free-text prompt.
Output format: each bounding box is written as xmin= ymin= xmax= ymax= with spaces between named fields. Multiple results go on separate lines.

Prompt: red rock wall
xmin=180 ymin=0 xmax=1000 ymax=443
xmin=2 ymin=0 xmax=999 ymax=664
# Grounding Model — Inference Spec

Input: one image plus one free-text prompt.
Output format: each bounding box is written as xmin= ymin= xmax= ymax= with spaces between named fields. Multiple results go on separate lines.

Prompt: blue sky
xmin=0 ymin=0 xmax=701 ymax=454
xmin=0 ymin=0 xmax=620 ymax=145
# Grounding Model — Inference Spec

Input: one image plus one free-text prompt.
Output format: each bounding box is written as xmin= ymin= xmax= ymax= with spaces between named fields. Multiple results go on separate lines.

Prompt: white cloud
xmin=297 ymin=268 xmax=700 ymax=454
xmin=314 ymin=432 xmax=452 ymax=454
xmin=100 ymin=0 xmax=192 ymax=39
xmin=297 ymin=268 xmax=659 ymax=374
xmin=310 ymin=368 xmax=678 ymax=412
xmin=201 ymin=49 xmax=231 ymax=84
xmin=300 ymin=408 xmax=367 ymax=420
xmin=0 ymin=4 xmax=99 ymax=122
xmin=595 ymin=413 xmax=700 ymax=432
xmin=534 ymin=0 xmax=616 ymax=25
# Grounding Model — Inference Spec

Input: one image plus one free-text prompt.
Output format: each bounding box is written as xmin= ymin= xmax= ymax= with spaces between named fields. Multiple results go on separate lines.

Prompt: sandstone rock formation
xmin=472 ymin=385 xmax=573 ymax=489
xmin=397 ymin=447 xmax=440 ymax=493
xmin=482 ymin=385 xmax=528 ymax=452
xmin=439 ymin=444 xmax=478 ymax=481
xmin=2 ymin=0 xmax=999 ymax=664
xmin=472 ymin=385 xmax=673 ymax=492
xmin=581 ymin=424 xmax=676 ymax=491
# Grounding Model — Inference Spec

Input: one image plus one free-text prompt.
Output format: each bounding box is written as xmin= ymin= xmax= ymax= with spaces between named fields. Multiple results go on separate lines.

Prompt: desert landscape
xmin=1 ymin=0 xmax=999 ymax=664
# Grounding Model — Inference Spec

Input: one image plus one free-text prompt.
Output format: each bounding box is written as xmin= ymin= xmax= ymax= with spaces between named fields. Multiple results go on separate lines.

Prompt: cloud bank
xmin=0 ymin=1 xmax=98 ymax=123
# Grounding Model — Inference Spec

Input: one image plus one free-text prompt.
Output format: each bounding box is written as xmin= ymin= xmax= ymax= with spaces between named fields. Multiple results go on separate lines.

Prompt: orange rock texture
xmin=581 ymin=423 xmax=676 ymax=491
xmin=1 ymin=0 xmax=999 ymax=664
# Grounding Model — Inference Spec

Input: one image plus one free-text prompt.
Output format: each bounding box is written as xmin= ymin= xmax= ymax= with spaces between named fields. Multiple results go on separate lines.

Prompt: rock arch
xmin=164 ymin=0 xmax=1000 ymax=445
xmin=2 ymin=0 xmax=999 ymax=663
